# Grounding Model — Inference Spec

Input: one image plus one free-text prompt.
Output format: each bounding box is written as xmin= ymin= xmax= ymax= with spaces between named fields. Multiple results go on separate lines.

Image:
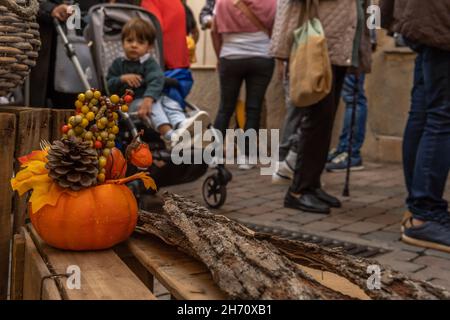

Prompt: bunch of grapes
xmin=61 ymin=88 xmax=134 ymax=184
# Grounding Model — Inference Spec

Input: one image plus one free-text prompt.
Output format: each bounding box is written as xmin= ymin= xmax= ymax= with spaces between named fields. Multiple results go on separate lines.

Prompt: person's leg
xmin=402 ymin=46 xmax=450 ymax=252
xmin=403 ymin=53 xmax=426 ymax=201
xmin=336 ymin=73 xmax=356 ymax=154
xmin=242 ymin=57 xmax=275 ymax=157
xmin=213 ymin=58 xmax=245 ymax=138
xmin=279 ymin=76 xmax=303 ymax=160
xmin=327 ymin=73 xmax=367 ymax=171
xmin=273 ymin=74 xmax=302 ymax=184
xmin=287 ymin=66 xmax=347 ymax=212
xmin=351 ymin=73 xmax=368 ymax=160
xmin=159 ymin=96 xmax=187 ymax=128
xmin=408 ymin=47 xmax=450 ymax=224
xmin=336 ymin=73 xmax=367 ymax=158
xmin=148 ymin=99 xmax=172 ymax=137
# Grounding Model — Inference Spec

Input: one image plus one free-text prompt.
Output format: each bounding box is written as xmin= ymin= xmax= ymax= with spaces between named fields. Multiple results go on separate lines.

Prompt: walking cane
xmin=342 ymin=72 xmax=359 ymax=197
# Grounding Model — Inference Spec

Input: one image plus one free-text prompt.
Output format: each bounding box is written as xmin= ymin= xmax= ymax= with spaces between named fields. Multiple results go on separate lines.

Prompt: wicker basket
xmin=0 ymin=0 xmax=40 ymax=96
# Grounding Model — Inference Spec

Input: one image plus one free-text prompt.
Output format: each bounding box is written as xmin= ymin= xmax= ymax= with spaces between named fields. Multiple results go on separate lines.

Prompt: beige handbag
xmin=289 ymin=0 xmax=332 ymax=107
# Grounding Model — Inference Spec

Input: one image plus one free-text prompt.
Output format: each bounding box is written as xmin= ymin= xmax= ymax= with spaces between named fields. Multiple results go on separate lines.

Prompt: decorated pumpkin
xmin=105 ymin=147 xmax=127 ymax=179
xmin=11 ymin=88 xmax=156 ymax=251
xmin=126 ymin=132 xmax=153 ymax=169
xmin=30 ymin=184 xmax=137 ymax=251
xmin=129 ymin=142 xmax=152 ymax=168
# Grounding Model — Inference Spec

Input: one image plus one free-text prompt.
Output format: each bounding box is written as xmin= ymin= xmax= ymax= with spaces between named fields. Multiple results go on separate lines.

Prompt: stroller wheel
xmin=202 ymin=174 xmax=227 ymax=209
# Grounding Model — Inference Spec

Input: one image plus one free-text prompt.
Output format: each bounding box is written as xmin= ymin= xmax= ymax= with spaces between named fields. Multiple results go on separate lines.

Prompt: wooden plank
xmin=0 ymin=106 xmax=33 ymax=114
xmin=22 ymin=229 xmax=62 ymax=300
xmin=51 ymin=109 xmax=74 ymax=142
xmin=0 ymin=112 xmax=16 ymax=300
xmin=11 ymin=108 xmax=51 ymax=233
xmin=28 ymin=225 xmax=156 ymax=300
xmin=10 ymin=234 xmax=25 ymax=300
xmin=127 ymin=233 xmax=228 ymax=300
xmin=114 ymin=243 xmax=155 ymax=292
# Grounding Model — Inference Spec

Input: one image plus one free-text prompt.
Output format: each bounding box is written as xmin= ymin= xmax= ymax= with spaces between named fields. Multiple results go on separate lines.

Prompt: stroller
xmin=55 ymin=3 xmax=232 ymax=208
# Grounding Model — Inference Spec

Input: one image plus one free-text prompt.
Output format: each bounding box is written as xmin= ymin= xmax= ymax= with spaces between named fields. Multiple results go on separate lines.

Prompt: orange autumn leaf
xmin=18 ymin=149 xmax=48 ymax=166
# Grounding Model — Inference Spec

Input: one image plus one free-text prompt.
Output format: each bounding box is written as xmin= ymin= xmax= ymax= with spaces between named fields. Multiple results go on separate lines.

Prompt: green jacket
xmin=107 ymin=55 xmax=165 ymax=100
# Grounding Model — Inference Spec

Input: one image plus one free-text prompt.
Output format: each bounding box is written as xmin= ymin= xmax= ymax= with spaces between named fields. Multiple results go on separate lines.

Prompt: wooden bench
xmin=10 ymin=225 xmax=227 ymax=300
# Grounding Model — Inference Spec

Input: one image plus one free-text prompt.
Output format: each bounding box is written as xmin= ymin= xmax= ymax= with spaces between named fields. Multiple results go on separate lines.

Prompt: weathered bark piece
xmin=139 ymin=194 xmax=348 ymax=300
xmin=137 ymin=192 xmax=450 ymax=300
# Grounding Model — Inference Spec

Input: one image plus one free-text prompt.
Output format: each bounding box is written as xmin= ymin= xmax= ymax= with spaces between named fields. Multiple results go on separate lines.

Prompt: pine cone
xmin=46 ymin=138 xmax=99 ymax=191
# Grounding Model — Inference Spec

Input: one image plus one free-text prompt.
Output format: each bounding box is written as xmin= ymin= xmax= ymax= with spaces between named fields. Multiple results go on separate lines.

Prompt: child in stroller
xmin=106 ymin=17 xmax=209 ymax=149
xmin=78 ymin=3 xmax=232 ymax=208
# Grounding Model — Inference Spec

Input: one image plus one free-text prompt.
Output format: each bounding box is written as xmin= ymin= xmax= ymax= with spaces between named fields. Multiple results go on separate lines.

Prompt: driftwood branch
xmin=136 ymin=192 xmax=450 ymax=300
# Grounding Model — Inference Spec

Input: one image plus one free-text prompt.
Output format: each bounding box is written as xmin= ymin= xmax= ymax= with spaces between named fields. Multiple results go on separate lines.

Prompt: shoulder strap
xmin=233 ymin=0 xmax=271 ymax=37
xmin=299 ymin=0 xmax=320 ymax=26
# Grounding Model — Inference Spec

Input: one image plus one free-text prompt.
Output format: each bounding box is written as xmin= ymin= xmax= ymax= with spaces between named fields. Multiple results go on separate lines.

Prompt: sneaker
xmin=327 ymin=148 xmax=340 ymax=162
xmin=272 ymin=160 xmax=294 ymax=185
xmin=237 ymin=155 xmax=256 ymax=170
xmin=325 ymin=152 xmax=364 ymax=172
xmin=401 ymin=217 xmax=450 ymax=253
xmin=172 ymin=111 xmax=209 ymax=148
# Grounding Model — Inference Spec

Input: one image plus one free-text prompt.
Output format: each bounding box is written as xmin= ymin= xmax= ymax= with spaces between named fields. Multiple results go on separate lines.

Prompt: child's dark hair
xmin=122 ymin=17 xmax=156 ymax=44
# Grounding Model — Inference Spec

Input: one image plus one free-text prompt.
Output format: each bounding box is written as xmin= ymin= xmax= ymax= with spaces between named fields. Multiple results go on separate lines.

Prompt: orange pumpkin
xmin=129 ymin=142 xmax=153 ymax=168
xmin=30 ymin=184 xmax=137 ymax=251
xmin=105 ymin=147 xmax=127 ymax=179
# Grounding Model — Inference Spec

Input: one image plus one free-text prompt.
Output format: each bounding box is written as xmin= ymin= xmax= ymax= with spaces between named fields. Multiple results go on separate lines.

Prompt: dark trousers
xmin=214 ymin=57 xmax=275 ymax=139
xmin=403 ymin=46 xmax=450 ymax=223
xmin=290 ymin=65 xmax=347 ymax=194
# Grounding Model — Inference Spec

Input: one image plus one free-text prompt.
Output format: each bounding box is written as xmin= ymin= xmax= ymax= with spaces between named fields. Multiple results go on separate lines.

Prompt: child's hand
xmin=138 ymin=97 xmax=154 ymax=118
xmin=121 ymin=74 xmax=143 ymax=88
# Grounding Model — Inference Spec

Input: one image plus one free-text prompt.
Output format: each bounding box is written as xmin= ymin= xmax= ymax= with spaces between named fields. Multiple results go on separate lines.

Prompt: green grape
xmin=103 ymin=148 xmax=111 ymax=157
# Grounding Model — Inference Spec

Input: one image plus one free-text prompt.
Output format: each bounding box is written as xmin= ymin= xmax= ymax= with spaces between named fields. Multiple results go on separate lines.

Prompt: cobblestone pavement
xmin=161 ymin=162 xmax=450 ymax=291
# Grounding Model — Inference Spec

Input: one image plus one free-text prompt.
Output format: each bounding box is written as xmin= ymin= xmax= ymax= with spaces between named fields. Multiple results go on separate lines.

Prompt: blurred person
xmin=182 ymin=0 xmax=200 ymax=64
xmin=325 ymin=73 xmax=368 ymax=172
xmin=199 ymin=0 xmax=215 ymax=30
xmin=271 ymin=0 xmax=373 ymax=214
xmin=211 ymin=0 xmax=276 ymax=169
xmin=30 ymin=0 xmax=108 ymax=108
xmin=107 ymin=18 xmax=207 ymax=148
xmin=141 ymin=0 xmax=190 ymax=71
xmin=326 ymin=30 xmax=376 ymax=172
xmin=381 ymin=0 xmax=450 ymax=252
xmin=141 ymin=0 xmax=195 ymax=112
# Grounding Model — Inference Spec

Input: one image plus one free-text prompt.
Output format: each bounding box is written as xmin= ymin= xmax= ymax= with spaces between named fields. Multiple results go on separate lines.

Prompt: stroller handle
xmin=118 ymin=110 xmax=142 ymax=141
xmin=53 ymin=18 xmax=91 ymax=91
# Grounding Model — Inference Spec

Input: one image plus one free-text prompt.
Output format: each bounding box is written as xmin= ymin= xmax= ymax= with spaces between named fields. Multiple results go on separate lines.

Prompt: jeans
xmin=403 ymin=47 xmax=450 ymax=223
xmin=290 ymin=65 xmax=347 ymax=194
xmin=130 ymin=95 xmax=186 ymax=129
xmin=214 ymin=57 xmax=275 ymax=138
xmin=336 ymin=73 xmax=368 ymax=160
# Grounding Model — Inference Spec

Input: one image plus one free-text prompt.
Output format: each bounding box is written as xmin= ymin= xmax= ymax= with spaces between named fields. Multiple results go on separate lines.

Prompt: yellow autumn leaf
xmin=11 ymin=160 xmax=51 ymax=196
